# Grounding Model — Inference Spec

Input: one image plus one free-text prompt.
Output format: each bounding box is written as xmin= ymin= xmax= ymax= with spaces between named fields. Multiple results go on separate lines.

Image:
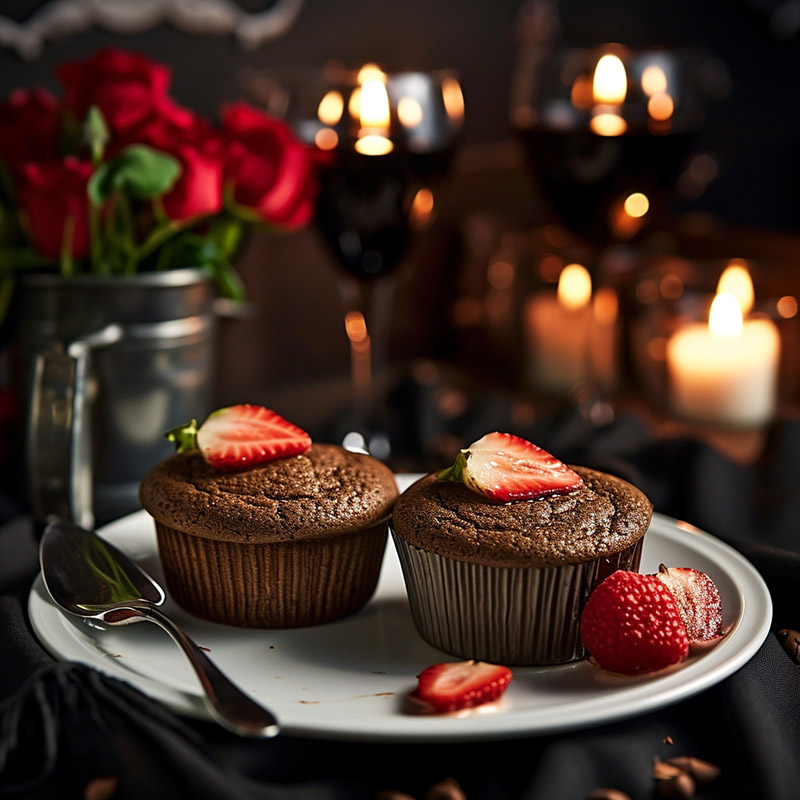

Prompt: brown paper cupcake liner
xmin=391 ymin=530 xmax=643 ymax=666
xmin=155 ymin=521 xmax=388 ymax=628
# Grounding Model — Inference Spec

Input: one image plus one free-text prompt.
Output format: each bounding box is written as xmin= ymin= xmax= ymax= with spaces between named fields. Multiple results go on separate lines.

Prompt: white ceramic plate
xmin=29 ymin=475 xmax=772 ymax=742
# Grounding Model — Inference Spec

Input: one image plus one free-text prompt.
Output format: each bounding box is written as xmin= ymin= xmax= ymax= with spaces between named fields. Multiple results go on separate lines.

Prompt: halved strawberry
xmin=654 ymin=565 xmax=724 ymax=642
xmin=438 ymin=432 xmax=582 ymax=502
xmin=166 ymin=404 xmax=311 ymax=470
xmin=581 ymin=570 xmax=690 ymax=675
xmin=409 ymin=661 xmax=513 ymax=713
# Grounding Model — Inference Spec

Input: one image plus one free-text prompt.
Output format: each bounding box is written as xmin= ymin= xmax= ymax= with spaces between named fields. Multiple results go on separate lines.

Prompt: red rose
xmin=56 ymin=48 xmax=188 ymax=135
xmin=133 ymin=112 xmax=223 ymax=221
xmin=221 ymin=102 xmax=319 ymax=229
xmin=17 ymin=157 xmax=92 ymax=259
xmin=0 ymin=88 xmax=60 ymax=172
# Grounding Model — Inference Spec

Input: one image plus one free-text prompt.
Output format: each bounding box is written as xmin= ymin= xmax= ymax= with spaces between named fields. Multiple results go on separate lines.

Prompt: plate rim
xmin=28 ymin=482 xmax=772 ymax=743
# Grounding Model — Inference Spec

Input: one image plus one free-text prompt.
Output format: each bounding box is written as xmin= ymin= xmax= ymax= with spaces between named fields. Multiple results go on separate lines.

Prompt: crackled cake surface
xmin=391 ymin=466 xmax=652 ymax=568
xmin=139 ymin=444 xmax=398 ymax=542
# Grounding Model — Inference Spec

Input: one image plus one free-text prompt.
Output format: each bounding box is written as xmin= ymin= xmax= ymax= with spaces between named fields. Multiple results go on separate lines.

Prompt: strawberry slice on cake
xmin=438 ymin=431 xmax=582 ymax=502
xmin=166 ymin=404 xmax=312 ymax=470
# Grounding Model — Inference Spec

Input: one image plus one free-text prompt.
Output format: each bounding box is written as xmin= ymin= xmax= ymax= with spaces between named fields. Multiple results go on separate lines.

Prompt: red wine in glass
xmin=516 ymin=126 xmax=697 ymax=246
xmin=510 ymin=46 xmax=716 ymax=248
xmin=315 ymin=146 xmax=454 ymax=279
xmin=278 ymin=65 xmax=464 ymax=455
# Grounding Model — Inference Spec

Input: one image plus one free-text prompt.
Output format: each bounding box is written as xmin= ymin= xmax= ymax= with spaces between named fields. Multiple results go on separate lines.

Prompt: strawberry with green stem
xmin=166 ymin=404 xmax=311 ymax=470
xmin=438 ymin=432 xmax=582 ymax=502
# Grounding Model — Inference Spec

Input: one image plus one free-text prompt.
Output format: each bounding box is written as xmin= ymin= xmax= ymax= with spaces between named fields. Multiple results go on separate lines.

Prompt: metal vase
xmin=13 ymin=268 xmax=216 ymax=528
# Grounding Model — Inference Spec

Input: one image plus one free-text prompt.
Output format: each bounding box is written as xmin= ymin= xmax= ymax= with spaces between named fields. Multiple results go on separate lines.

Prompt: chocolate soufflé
xmin=140 ymin=444 xmax=398 ymax=628
xmin=391 ymin=466 xmax=652 ymax=665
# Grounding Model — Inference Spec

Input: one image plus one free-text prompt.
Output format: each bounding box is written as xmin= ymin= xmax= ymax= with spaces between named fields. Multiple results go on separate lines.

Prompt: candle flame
xmin=590 ymin=111 xmax=627 ymax=136
xmin=623 ymin=192 xmax=649 ymax=218
xmin=442 ymin=76 xmax=465 ymax=122
xmin=357 ymin=63 xmax=386 ymax=84
xmin=778 ymin=295 xmax=798 ymax=319
xmin=593 ymin=54 xmax=627 ymax=104
xmin=709 ymin=292 xmax=743 ymax=340
xmin=397 ymin=96 xmax=423 ymax=127
xmin=314 ymin=127 xmax=339 ymax=150
xmin=570 ymin=74 xmax=594 ymax=110
xmin=359 ymin=77 xmax=390 ymax=128
xmin=348 ymin=86 xmax=361 ymax=119
xmin=647 ymin=92 xmax=674 ymax=122
xmin=317 ymin=90 xmax=344 ymax=125
xmin=716 ymin=261 xmax=754 ymax=315
xmin=558 ymin=263 xmax=592 ymax=311
xmin=593 ymin=286 xmax=618 ymax=325
xmin=355 ymin=68 xmax=393 ymax=155
xmin=409 ymin=187 xmax=435 ymax=228
xmin=345 ymin=310 xmax=370 ymax=351
xmin=641 ymin=65 xmax=668 ymax=96
xmin=355 ymin=134 xmax=393 ymax=155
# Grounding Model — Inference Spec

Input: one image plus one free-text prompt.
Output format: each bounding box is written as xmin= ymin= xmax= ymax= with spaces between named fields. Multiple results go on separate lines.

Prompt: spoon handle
xmin=129 ymin=604 xmax=279 ymax=737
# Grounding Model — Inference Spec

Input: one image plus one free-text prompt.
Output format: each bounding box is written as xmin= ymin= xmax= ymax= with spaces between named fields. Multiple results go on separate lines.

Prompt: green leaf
xmin=206 ymin=259 xmax=246 ymax=302
xmin=59 ymin=215 xmax=75 ymax=277
xmin=83 ymin=106 xmax=110 ymax=165
xmin=208 ymin=215 xmax=245 ymax=260
xmin=0 ymin=246 xmax=53 ymax=274
xmin=161 ymin=231 xmax=247 ymax=301
xmin=165 ymin=419 xmax=198 ymax=452
xmin=59 ymin=111 xmax=83 ymax=157
xmin=88 ymin=145 xmax=182 ymax=206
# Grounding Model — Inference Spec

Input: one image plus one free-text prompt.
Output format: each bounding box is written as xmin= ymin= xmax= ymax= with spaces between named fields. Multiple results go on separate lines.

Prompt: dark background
xmin=1 ymin=0 xmax=799 ymax=424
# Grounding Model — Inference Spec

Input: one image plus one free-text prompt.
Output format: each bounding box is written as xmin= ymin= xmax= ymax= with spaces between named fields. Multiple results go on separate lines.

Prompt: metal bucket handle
xmin=27 ymin=324 xmax=123 ymax=530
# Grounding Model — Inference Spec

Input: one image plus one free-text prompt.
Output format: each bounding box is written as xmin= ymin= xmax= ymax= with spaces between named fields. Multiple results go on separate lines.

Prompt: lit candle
xmin=716 ymin=259 xmax=754 ymax=314
xmin=353 ymin=64 xmax=393 ymax=155
xmin=525 ymin=263 xmax=592 ymax=394
xmin=666 ymin=292 xmax=780 ymax=427
xmin=590 ymin=53 xmax=628 ymax=137
xmin=641 ymin=63 xmax=674 ymax=132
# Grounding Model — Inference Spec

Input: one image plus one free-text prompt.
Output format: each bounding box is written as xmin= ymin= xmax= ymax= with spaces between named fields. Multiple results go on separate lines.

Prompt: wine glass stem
xmin=338 ymin=274 xmax=396 ymax=439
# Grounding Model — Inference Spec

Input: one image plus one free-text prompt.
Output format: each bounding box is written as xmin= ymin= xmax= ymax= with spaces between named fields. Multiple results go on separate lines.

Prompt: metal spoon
xmin=39 ymin=517 xmax=279 ymax=738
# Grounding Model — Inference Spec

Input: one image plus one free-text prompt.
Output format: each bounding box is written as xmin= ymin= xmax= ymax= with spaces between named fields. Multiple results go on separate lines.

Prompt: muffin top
xmin=140 ymin=443 xmax=398 ymax=543
xmin=391 ymin=466 xmax=652 ymax=568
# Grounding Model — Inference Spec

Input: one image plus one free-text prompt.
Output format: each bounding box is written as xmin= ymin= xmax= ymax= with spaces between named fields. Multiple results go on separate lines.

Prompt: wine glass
xmin=509 ymin=44 xmax=721 ymax=250
xmin=264 ymin=63 xmax=464 ymax=457
xmin=510 ymin=41 xmax=725 ymax=416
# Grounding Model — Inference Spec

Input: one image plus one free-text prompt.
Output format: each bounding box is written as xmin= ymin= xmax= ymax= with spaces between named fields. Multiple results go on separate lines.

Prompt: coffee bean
xmin=652 ymin=759 xmax=683 ymax=781
xmin=375 ymin=790 xmax=416 ymax=800
xmin=584 ymin=790 xmax=632 ymax=800
xmin=777 ymin=629 xmax=800 ymax=664
xmin=84 ymin=777 xmax=119 ymax=800
xmin=426 ymin=778 xmax=466 ymax=800
xmin=665 ymin=755 xmax=721 ymax=785
xmin=655 ymin=772 xmax=696 ymax=799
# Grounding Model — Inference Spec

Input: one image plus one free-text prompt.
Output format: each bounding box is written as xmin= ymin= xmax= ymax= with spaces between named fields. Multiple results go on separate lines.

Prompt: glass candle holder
xmin=519 ymin=234 xmax=622 ymax=419
xmin=630 ymin=256 xmax=799 ymax=429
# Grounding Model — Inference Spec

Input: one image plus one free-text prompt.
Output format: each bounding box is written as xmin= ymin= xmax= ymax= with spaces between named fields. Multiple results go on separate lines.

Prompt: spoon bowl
xmin=40 ymin=517 xmax=280 ymax=738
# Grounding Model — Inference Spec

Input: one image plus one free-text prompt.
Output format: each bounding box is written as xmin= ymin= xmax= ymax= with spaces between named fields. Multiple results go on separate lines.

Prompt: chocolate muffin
xmin=140 ymin=444 xmax=398 ymax=628
xmin=391 ymin=466 xmax=652 ymax=665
